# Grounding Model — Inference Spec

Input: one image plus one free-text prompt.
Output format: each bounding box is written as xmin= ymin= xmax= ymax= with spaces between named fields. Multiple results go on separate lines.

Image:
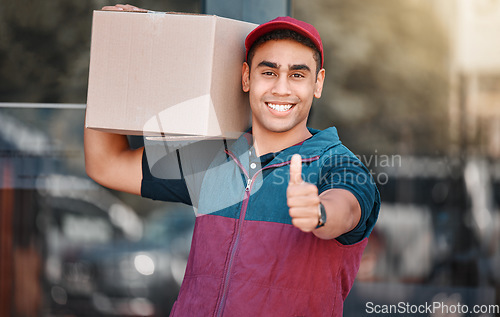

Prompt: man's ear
xmin=242 ymin=62 xmax=250 ymax=92
xmin=314 ymin=68 xmax=326 ymax=99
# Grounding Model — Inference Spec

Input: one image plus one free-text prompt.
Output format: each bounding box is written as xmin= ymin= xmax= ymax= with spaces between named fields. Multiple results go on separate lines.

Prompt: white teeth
xmin=267 ymin=103 xmax=293 ymax=112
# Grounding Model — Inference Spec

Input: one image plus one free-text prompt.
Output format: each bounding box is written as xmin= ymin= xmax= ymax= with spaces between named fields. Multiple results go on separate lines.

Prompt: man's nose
xmin=271 ymin=76 xmax=291 ymax=96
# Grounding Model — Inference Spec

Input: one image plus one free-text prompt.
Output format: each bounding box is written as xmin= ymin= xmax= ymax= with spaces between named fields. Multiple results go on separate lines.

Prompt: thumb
xmin=289 ymin=154 xmax=303 ymax=184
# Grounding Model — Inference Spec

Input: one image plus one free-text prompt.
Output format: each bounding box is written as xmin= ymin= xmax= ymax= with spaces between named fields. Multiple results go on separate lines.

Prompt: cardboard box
xmin=86 ymin=11 xmax=257 ymax=139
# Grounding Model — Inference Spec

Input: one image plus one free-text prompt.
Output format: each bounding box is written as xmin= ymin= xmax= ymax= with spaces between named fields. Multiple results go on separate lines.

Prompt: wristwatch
xmin=316 ymin=202 xmax=327 ymax=228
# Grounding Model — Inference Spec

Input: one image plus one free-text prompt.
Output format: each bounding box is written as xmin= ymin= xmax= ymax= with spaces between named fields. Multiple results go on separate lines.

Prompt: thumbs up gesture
xmin=287 ymin=154 xmax=322 ymax=232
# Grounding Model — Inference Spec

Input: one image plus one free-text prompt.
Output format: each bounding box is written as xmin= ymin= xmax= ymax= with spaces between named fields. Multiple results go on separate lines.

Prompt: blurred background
xmin=1 ymin=0 xmax=499 ymax=316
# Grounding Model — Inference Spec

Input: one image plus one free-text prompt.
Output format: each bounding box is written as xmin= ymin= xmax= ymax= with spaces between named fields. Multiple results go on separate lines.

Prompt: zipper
xmin=214 ymin=150 xmax=319 ymax=316
xmin=245 ymin=178 xmax=252 ymax=191
xmin=214 ymin=150 xmax=249 ymax=317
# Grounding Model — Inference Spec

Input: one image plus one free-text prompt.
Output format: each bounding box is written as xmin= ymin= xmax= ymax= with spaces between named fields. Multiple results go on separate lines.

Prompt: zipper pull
xmin=245 ymin=178 xmax=252 ymax=192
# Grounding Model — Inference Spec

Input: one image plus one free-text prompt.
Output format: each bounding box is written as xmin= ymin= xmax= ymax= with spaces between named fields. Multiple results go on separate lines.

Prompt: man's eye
xmin=262 ymin=71 xmax=276 ymax=76
xmin=291 ymin=73 xmax=304 ymax=78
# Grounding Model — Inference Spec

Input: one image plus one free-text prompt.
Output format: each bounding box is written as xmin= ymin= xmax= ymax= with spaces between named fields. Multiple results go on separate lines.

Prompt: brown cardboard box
xmin=86 ymin=11 xmax=256 ymax=139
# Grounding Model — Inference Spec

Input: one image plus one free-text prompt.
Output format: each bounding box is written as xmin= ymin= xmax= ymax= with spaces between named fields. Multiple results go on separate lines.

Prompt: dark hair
xmin=246 ymin=29 xmax=322 ymax=75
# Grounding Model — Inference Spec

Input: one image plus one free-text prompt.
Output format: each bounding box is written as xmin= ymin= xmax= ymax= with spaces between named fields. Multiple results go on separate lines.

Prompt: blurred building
xmin=448 ymin=0 xmax=500 ymax=158
xmin=410 ymin=0 xmax=500 ymax=158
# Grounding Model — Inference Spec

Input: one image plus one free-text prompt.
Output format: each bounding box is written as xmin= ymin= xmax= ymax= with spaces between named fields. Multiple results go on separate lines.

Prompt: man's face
xmin=242 ymin=39 xmax=325 ymax=134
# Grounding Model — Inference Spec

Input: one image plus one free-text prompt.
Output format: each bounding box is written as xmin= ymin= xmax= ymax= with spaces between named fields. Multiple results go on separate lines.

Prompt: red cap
xmin=245 ymin=16 xmax=324 ymax=68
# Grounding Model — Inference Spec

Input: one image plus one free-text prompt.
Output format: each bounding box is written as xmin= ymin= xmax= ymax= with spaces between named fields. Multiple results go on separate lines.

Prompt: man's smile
xmin=266 ymin=102 xmax=295 ymax=112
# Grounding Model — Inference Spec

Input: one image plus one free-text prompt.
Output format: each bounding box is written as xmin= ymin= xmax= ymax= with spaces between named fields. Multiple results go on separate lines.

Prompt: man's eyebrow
xmin=289 ymin=64 xmax=311 ymax=72
xmin=256 ymin=61 xmax=311 ymax=72
xmin=257 ymin=61 xmax=279 ymax=69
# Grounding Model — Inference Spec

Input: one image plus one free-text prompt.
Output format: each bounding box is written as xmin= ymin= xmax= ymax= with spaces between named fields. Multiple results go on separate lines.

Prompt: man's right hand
xmin=101 ymin=4 xmax=147 ymax=12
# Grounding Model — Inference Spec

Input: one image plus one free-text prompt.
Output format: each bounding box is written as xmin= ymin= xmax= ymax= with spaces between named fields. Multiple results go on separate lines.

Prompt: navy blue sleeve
xmin=140 ymin=149 xmax=192 ymax=205
xmin=318 ymin=149 xmax=380 ymax=245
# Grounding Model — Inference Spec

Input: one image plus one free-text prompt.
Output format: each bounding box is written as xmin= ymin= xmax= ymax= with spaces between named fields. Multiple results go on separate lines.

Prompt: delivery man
xmin=84 ymin=4 xmax=380 ymax=316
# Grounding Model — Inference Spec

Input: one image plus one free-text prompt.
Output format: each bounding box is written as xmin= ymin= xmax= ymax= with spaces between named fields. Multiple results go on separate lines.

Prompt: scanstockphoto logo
xmin=365 ymin=300 xmax=500 ymax=316
xmin=269 ymin=151 xmax=401 ymax=187
xmin=364 ymin=292 xmax=500 ymax=316
xmin=142 ymin=138 xmax=402 ymax=214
